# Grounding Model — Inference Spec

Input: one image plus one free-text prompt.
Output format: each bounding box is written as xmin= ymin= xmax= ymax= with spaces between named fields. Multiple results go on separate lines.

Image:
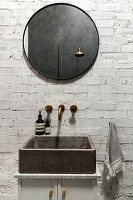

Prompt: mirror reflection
xmin=23 ymin=3 xmax=99 ymax=80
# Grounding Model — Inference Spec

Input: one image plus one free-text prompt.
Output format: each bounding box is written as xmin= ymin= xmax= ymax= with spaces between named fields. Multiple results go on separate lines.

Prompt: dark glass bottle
xmin=45 ymin=119 xmax=50 ymax=135
xmin=35 ymin=111 xmax=44 ymax=135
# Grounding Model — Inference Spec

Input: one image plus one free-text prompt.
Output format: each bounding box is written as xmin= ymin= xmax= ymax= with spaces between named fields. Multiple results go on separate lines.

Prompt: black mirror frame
xmin=23 ymin=3 xmax=99 ymax=80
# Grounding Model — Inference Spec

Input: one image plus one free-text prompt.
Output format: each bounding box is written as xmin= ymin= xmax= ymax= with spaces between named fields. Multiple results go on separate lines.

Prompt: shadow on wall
xmin=69 ymin=112 xmax=76 ymax=124
xmin=57 ymin=120 xmax=62 ymax=136
xmin=101 ymin=163 xmax=124 ymax=200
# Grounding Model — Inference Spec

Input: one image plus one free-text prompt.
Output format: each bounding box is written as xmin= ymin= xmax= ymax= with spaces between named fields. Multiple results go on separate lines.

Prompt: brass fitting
xmin=70 ymin=105 xmax=78 ymax=113
xmin=58 ymin=105 xmax=65 ymax=120
xmin=45 ymin=105 xmax=53 ymax=112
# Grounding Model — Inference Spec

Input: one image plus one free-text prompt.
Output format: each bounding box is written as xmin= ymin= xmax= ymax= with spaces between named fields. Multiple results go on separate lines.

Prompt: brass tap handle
xmin=62 ymin=190 xmax=66 ymax=198
xmin=49 ymin=190 xmax=53 ymax=198
xmin=70 ymin=105 xmax=78 ymax=113
xmin=45 ymin=105 xmax=53 ymax=112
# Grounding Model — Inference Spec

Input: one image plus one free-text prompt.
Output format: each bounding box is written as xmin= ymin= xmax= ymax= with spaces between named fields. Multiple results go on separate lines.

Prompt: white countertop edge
xmin=14 ymin=165 xmax=101 ymax=179
xmin=14 ymin=173 xmax=101 ymax=179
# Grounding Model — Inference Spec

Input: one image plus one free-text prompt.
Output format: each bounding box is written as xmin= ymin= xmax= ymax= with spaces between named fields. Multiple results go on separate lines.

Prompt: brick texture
xmin=0 ymin=0 xmax=133 ymax=199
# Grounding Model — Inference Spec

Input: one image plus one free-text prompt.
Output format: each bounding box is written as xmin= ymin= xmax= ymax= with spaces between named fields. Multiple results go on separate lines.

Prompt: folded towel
xmin=105 ymin=122 xmax=124 ymax=180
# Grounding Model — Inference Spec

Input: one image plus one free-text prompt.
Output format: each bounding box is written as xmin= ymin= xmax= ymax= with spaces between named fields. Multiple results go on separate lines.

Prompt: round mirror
xmin=23 ymin=3 xmax=99 ymax=80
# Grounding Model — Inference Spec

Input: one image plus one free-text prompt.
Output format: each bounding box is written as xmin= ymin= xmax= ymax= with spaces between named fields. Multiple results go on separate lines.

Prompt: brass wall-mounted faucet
xmin=58 ymin=105 xmax=65 ymax=120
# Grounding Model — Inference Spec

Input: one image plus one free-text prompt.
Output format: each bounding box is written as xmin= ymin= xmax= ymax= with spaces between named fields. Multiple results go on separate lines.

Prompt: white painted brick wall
xmin=0 ymin=0 xmax=133 ymax=199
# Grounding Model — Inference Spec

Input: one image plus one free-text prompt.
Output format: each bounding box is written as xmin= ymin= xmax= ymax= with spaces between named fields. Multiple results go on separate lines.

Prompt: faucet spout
xmin=58 ymin=105 xmax=65 ymax=120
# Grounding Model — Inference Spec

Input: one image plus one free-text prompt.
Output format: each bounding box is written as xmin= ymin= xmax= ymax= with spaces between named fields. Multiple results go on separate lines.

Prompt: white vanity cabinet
xmin=59 ymin=179 xmax=97 ymax=200
xmin=15 ymin=171 xmax=100 ymax=200
xmin=18 ymin=179 xmax=57 ymax=200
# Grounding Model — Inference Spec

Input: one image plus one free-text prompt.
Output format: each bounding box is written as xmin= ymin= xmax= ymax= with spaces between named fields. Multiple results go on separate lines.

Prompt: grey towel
xmin=105 ymin=122 xmax=124 ymax=180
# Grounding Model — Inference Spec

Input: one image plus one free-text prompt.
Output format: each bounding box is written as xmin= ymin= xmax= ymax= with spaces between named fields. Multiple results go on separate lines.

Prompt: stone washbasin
xmin=19 ymin=136 xmax=96 ymax=174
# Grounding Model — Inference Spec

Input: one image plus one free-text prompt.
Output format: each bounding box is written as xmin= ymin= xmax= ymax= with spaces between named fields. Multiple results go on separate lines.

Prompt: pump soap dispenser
xmin=35 ymin=111 xmax=44 ymax=135
xmin=45 ymin=119 xmax=50 ymax=135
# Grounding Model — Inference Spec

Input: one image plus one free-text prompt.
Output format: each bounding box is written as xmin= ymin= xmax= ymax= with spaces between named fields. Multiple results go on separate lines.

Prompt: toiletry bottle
xmin=45 ymin=119 xmax=50 ymax=135
xmin=35 ymin=111 xmax=44 ymax=135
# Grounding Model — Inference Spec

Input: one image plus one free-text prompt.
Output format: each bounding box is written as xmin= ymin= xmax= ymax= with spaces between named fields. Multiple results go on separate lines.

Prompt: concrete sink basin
xmin=19 ymin=136 xmax=96 ymax=174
